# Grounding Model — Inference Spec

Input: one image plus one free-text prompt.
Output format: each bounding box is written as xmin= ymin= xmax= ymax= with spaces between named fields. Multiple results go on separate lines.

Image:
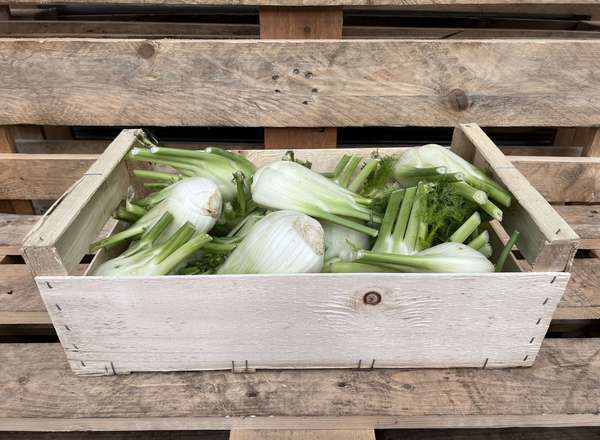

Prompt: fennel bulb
xmin=130 ymin=135 xmax=255 ymax=202
xmin=394 ymin=144 xmax=512 ymax=207
xmin=344 ymin=242 xmax=494 ymax=273
xmin=90 ymin=177 xmax=222 ymax=252
xmin=93 ymin=213 xmax=212 ymax=276
xmin=217 ymin=210 xmax=324 ymax=274
xmin=251 ymin=161 xmax=380 ymax=237
xmin=322 ymin=221 xmax=370 ymax=260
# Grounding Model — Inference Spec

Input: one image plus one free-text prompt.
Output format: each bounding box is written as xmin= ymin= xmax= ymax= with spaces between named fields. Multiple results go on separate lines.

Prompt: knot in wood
xmin=137 ymin=42 xmax=156 ymax=59
xmin=447 ymin=89 xmax=469 ymax=112
xmin=363 ymin=291 xmax=381 ymax=305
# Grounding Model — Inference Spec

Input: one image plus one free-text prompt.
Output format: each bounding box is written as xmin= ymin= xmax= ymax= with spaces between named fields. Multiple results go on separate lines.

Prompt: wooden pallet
xmin=1 ymin=0 xmax=600 ymax=437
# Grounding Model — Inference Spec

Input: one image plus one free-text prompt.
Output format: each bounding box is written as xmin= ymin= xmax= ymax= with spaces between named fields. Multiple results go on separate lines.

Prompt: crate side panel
xmin=37 ymin=273 xmax=567 ymax=374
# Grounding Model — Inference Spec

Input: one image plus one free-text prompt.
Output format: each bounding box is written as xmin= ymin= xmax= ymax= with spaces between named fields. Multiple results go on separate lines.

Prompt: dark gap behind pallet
xmin=40 ymin=5 xmax=592 ymax=28
xmin=73 ymin=126 xmax=557 ymax=147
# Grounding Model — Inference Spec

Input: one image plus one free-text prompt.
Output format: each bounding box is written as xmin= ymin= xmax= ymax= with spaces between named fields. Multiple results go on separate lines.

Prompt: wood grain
xmin=0 ymin=339 xmax=599 ymax=430
xmin=553 ymin=258 xmax=600 ymax=319
xmin=0 ymin=154 xmax=97 ymax=199
xmin=4 ymin=0 xmax=600 ymax=6
xmin=2 ymin=39 xmax=600 ymax=127
xmin=1 ymin=150 xmax=598 ymax=203
xmin=553 ymin=205 xmax=600 ymax=250
xmin=0 ymin=127 xmax=34 ymax=214
xmin=230 ymin=431 xmax=374 ymax=439
xmin=1 ymin=257 xmax=596 ymax=325
xmin=0 ymin=213 xmax=39 ymax=256
xmin=380 ymin=427 xmax=600 ymax=440
xmin=511 ymin=156 xmax=600 ymax=203
xmin=37 ymin=271 xmax=566 ymax=374
xmin=22 ymin=130 xmax=138 ymax=276
xmin=452 ymin=124 xmax=579 ymax=272
xmin=260 ymin=6 xmax=341 ymax=150
xmin=4 ymin=21 xmax=600 ymax=40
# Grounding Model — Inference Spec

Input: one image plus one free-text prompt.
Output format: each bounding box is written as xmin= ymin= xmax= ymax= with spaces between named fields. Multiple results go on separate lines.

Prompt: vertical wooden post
xmin=0 ymin=127 xmax=34 ymax=214
xmin=0 ymin=5 xmax=10 ymax=19
xmin=260 ymin=6 xmax=342 ymax=149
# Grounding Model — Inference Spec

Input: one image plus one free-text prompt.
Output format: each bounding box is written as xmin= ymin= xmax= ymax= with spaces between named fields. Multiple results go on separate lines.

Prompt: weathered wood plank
xmin=2 ymin=39 xmax=600 ymax=127
xmin=5 ymin=21 xmax=600 ymax=40
xmin=230 ymin=431 xmax=375 ymax=439
xmin=554 ymin=258 xmax=600 ymax=319
xmin=2 ymin=256 xmax=597 ymax=325
xmin=22 ymin=130 xmax=137 ymax=276
xmin=553 ymin=205 xmax=600 ymax=249
xmin=2 ymin=152 xmax=599 ymax=202
xmin=4 ymin=0 xmax=600 ymax=7
xmin=0 ymin=154 xmax=97 ymax=200
xmin=0 ymin=264 xmax=45 ymax=313
xmin=0 ymin=433 xmax=228 ymax=439
xmin=0 ymin=213 xmax=38 ymax=255
xmin=0 ymin=339 xmax=599 ymax=430
xmin=511 ymin=156 xmax=600 ymax=203
xmin=380 ymin=427 xmax=600 ymax=439
xmin=0 ymin=127 xmax=34 ymax=214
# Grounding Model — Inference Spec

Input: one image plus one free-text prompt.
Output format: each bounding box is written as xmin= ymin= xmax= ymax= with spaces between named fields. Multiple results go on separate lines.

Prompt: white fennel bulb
xmin=322 ymin=221 xmax=370 ymax=260
xmin=91 ymin=177 xmax=222 ymax=252
xmin=394 ymin=144 xmax=511 ymax=207
xmin=250 ymin=161 xmax=380 ymax=237
xmin=345 ymin=241 xmax=494 ymax=273
xmin=217 ymin=210 xmax=324 ymax=274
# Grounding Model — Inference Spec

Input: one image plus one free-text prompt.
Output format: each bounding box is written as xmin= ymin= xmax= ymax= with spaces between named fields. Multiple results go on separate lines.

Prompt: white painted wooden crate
xmin=23 ymin=124 xmax=579 ymax=375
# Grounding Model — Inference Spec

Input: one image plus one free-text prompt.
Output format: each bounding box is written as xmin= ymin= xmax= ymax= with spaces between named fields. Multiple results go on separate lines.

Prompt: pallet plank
xmin=553 ymin=258 xmax=600 ymax=319
xmin=2 ymin=39 xmax=600 ymax=127
xmin=1 ymin=257 xmax=597 ymax=325
xmin=230 ymin=431 xmax=375 ymax=439
xmin=4 ymin=0 xmax=600 ymax=7
xmin=4 ymin=22 xmax=600 ymax=40
xmin=553 ymin=205 xmax=600 ymax=250
xmin=0 ymin=339 xmax=599 ymax=430
xmin=1 ymin=153 xmax=599 ymax=202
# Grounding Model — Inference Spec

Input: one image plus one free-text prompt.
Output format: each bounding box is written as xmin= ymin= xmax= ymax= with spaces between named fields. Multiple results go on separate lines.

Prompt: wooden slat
xmin=0 ymin=154 xmax=97 ymax=200
xmin=553 ymin=205 xmax=600 ymax=250
xmin=380 ymin=427 xmax=600 ymax=440
xmin=4 ymin=22 xmax=600 ymax=40
xmin=22 ymin=130 xmax=137 ymax=277
xmin=452 ymin=125 xmax=579 ymax=271
xmin=553 ymin=258 xmax=600 ymax=319
xmin=0 ymin=213 xmax=39 ymax=256
xmin=511 ymin=156 xmax=600 ymax=203
xmin=2 ymin=152 xmax=600 ymax=202
xmin=0 ymin=127 xmax=34 ymax=214
xmin=4 ymin=0 xmax=600 ymax=7
xmin=2 ymin=257 xmax=597 ymax=326
xmin=0 ymin=339 xmax=599 ymax=430
xmin=2 ymin=39 xmax=600 ymax=127
xmin=230 ymin=431 xmax=374 ymax=439
xmin=0 ymin=20 xmax=259 ymax=39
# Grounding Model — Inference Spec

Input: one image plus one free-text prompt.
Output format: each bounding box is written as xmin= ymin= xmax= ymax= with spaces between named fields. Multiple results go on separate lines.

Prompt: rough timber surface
xmin=1 ymin=39 xmax=600 ymax=127
xmin=4 ymin=0 xmax=600 ymax=5
xmin=36 ymin=272 xmax=567 ymax=374
xmin=0 ymin=339 xmax=599 ymax=430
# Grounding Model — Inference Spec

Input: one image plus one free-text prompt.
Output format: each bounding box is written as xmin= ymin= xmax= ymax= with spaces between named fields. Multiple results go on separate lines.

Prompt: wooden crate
xmin=21 ymin=123 xmax=578 ymax=375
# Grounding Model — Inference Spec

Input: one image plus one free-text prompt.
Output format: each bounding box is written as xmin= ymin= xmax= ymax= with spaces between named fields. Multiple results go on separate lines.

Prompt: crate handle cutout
xmin=22 ymin=129 xmax=141 ymax=276
xmin=450 ymin=123 xmax=579 ymax=272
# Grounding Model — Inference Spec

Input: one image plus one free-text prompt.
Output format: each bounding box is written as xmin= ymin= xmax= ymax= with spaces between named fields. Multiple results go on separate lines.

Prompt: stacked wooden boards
xmin=2 ymin=0 xmax=600 ymax=438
